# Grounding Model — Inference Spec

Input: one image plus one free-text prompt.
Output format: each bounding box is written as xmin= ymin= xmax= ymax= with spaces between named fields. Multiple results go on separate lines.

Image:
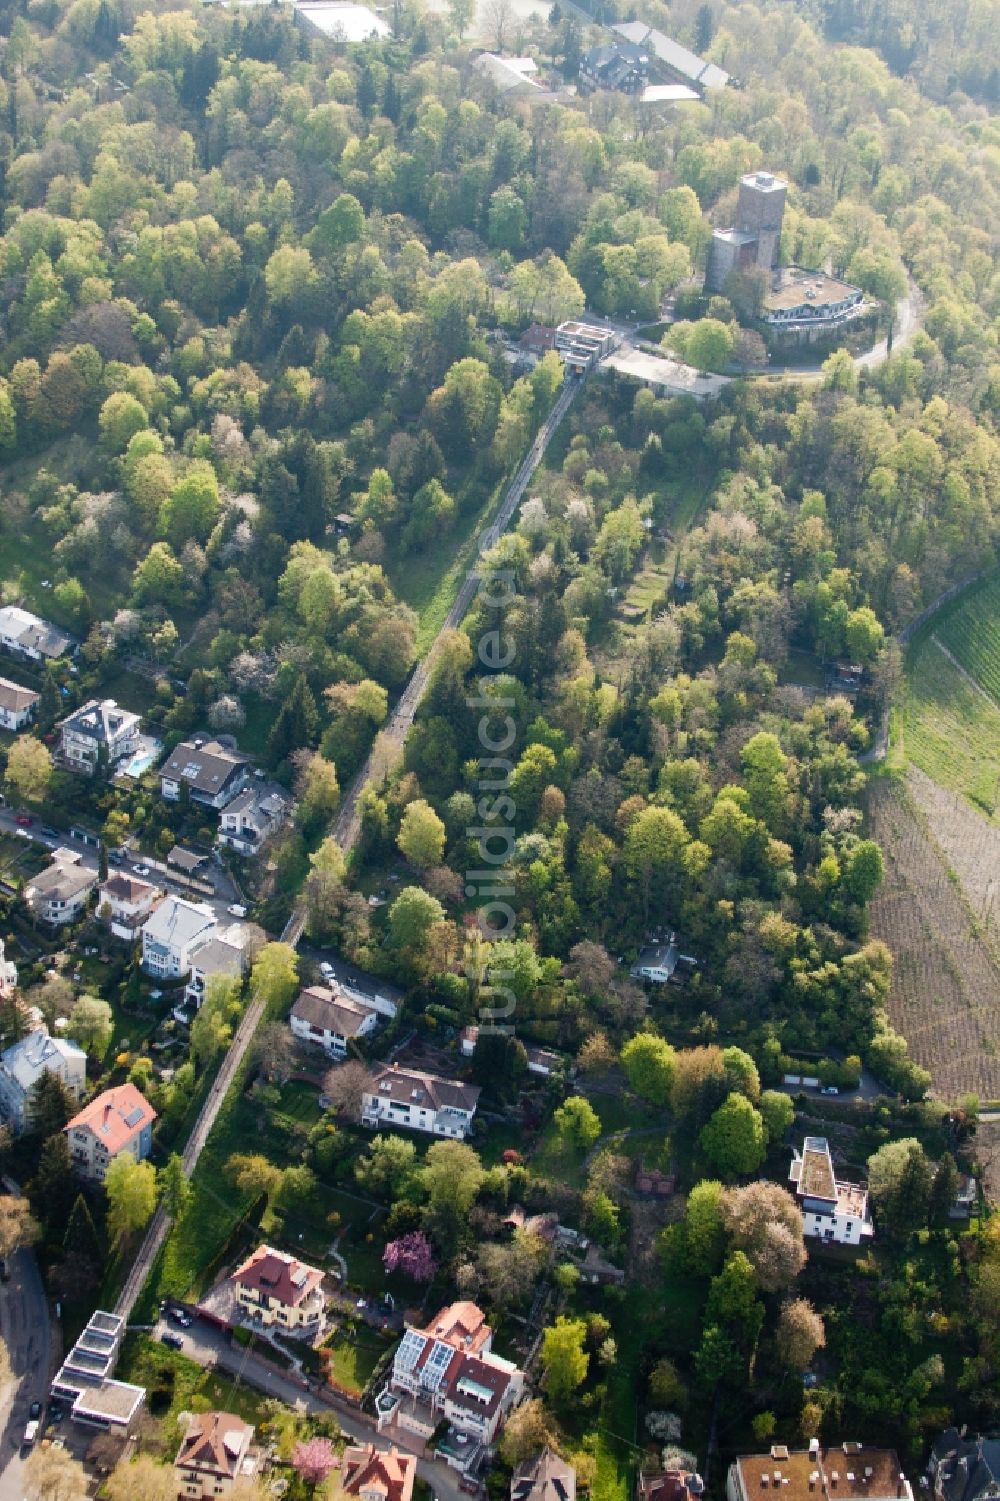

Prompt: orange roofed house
xmin=376 ymin=1301 xmax=524 ymax=1470
xmin=338 ymin=1443 xmax=417 ymax=1501
xmin=232 ymin=1245 xmax=326 ymax=1332
xmin=728 ymin=1442 xmax=913 ymax=1501
xmin=65 ymin=1083 xmax=156 ymax=1182
xmin=174 ymin=1410 xmax=258 ymax=1499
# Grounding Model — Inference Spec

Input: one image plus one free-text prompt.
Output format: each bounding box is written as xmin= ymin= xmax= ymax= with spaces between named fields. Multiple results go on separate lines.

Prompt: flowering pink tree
xmin=383 ymin=1230 xmax=436 ymax=1282
xmin=292 ymin=1437 xmax=337 ymax=1488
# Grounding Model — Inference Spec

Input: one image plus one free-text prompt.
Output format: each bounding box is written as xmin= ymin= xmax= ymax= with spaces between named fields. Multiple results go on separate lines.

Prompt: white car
xmin=227 ymin=903 xmax=247 ymax=918
xmin=132 ymin=863 xmax=151 ymax=876
xmin=320 ymin=962 xmax=335 ymax=980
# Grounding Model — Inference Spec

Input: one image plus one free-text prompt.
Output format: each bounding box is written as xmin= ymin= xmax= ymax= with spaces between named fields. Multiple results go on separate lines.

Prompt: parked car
xmin=108 ymin=849 xmax=126 ymax=866
xmin=320 ymin=962 xmax=335 ymax=980
xmin=40 ymin=825 xmax=57 ymax=838
xmin=15 ymin=813 xmax=32 ymax=826
xmin=132 ymin=863 xmax=151 ymax=876
xmin=23 ymin=1419 xmax=39 ymax=1447
xmin=227 ymin=903 xmax=247 ymax=918
xmin=29 ymin=1401 xmax=41 ymax=1420
xmin=820 ymin=1085 xmax=840 ymax=1096
xmin=168 ymin=1307 xmax=193 ymax=1328
xmin=48 ymin=1402 xmax=64 ymax=1423
xmin=160 ymin=1331 xmax=183 ymax=1350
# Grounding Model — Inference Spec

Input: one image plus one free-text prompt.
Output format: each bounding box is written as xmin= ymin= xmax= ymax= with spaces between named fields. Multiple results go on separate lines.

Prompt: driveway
xmin=148 ymin=1316 xmax=468 ymax=1501
xmin=776 ymin=1066 xmax=889 ymax=1104
xmin=0 ymin=1247 xmax=55 ymax=1501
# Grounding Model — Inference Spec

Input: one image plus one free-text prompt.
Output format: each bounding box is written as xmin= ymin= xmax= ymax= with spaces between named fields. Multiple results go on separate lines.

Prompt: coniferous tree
xmin=267 ymin=673 xmax=319 ymax=768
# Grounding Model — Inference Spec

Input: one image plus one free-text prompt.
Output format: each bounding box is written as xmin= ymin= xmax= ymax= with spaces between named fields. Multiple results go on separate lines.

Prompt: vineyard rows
xmin=867 ymin=774 xmax=1000 ymax=1098
xmin=938 ymin=575 xmax=1000 ymax=705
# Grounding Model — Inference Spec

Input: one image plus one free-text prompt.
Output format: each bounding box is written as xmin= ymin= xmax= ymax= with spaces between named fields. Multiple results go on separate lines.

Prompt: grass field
xmin=902 ymin=572 xmax=1000 ymax=818
xmin=117 ymin=1336 xmax=273 ymax=1455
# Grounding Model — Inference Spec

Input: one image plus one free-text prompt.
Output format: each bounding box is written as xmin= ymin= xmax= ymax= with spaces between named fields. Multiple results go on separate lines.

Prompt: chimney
xmin=831 ymin=1474 xmax=839 ymax=1489
xmin=809 ymin=1477 xmax=818 ymax=1493
xmin=810 ymin=1441 xmax=821 ymax=1459
xmin=761 ymin=1479 xmax=769 ymax=1491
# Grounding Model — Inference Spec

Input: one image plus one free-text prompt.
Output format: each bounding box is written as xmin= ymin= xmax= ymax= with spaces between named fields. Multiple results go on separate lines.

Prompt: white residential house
xmin=631 ymin=941 xmax=678 ymax=983
xmin=361 ymin=1064 xmax=480 ymax=1139
xmin=160 ymin=738 xmax=250 ymax=810
xmin=376 ymin=1302 xmax=523 ymax=1463
xmin=184 ymin=925 xmax=256 ymax=1007
xmin=0 ymin=676 xmax=40 ymax=731
xmin=141 ymin=896 xmax=218 ymax=979
xmin=290 ymin=984 xmax=379 ymax=1058
xmin=24 ymin=849 xmax=98 ymax=926
xmin=789 ymin=1136 xmax=874 ymax=1246
xmin=0 ymin=1027 xmax=87 ymax=1134
xmin=57 ymin=698 xmax=142 ymax=776
xmin=97 ymin=874 xmax=163 ymax=942
xmin=0 ymin=606 xmax=73 ymax=662
xmin=217 ymin=781 xmax=293 ymax=855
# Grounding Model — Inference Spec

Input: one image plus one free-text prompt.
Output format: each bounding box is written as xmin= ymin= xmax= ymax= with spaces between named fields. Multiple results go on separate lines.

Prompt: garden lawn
xmin=324 ymin=1328 xmax=391 ymax=1393
xmin=117 ymin=1335 xmax=274 ymax=1454
xmin=902 ymin=570 xmax=1000 ymax=819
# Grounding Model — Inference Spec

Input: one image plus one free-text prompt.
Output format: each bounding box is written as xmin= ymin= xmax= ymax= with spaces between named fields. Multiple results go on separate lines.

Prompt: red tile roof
xmin=342 ymin=1443 xmax=416 ymax=1501
xmin=175 ymin=1411 xmax=254 ymax=1479
xmin=65 ymin=1083 xmax=156 ymax=1155
xmin=232 ymin=1245 xmax=324 ymax=1307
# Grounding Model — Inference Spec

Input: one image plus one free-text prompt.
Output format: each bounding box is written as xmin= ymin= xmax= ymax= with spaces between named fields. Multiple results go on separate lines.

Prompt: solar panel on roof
xmin=124 ymin=1107 xmax=145 ymax=1126
xmin=420 ymin=1339 xmax=454 ymax=1391
xmin=395 ymin=1330 xmax=426 ymax=1373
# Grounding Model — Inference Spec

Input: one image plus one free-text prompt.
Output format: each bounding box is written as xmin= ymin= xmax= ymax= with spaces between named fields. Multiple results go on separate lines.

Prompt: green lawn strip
xmin=117 ymin=1335 xmax=274 ymax=1455
xmin=903 ymin=624 xmax=1000 ymax=817
xmin=322 ymin=1328 xmax=391 ymax=1392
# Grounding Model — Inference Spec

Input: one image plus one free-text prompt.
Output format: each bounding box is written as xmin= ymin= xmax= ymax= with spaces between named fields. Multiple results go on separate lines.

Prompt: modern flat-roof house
xmin=0 ymin=1026 xmax=87 ymax=1134
xmin=98 ymin=873 xmax=163 ymax=942
xmin=928 ymin=1429 xmax=1000 ymax=1501
xmin=232 ymin=1245 xmax=326 ymax=1331
xmin=555 ymin=321 xmax=620 ymax=370
xmin=762 ymin=268 xmax=867 ymax=334
xmin=0 ymin=605 xmax=73 ymax=662
xmin=160 ymin=737 xmax=250 ymax=810
xmin=362 ymin=1063 xmax=481 ymax=1139
xmin=579 ymin=40 xmax=649 ymax=93
xmin=0 ymin=676 xmax=40 ymax=730
xmin=184 ymin=924 xmax=255 ymax=1007
xmin=341 ymin=1444 xmax=417 ymax=1501
xmin=174 ymin=1410 xmax=259 ymax=1499
xmin=376 ymin=1302 xmax=523 ymax=1466
xmin=789 ymin=1137 xmax=873 ymax=1245
xmin=218 ymin=781 xmax=293 ymax=855
xmin=57 ymin=698 xmax=141 ymax=776
xmin=513 ymin=1449 xmax=577 ymax=1501
xmin=290 ymin=984 xmax=380 ymax=1059
xmin=24 ymin=849 xmax=98 ymax=926
xmin=142 ymin=895 xmax=218 ymax=979
xmin=728 ymin=1444 xmax=912 ymax=1501
xmin=50 ymin=1310 xmax=146 ymax=1433
xmin=65 ymin=1082 xmax=156 ymax=1182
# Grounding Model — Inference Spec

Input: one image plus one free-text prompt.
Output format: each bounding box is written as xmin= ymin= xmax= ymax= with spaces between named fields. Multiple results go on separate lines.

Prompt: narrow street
xmin=113 ymin=374 xmax=587 ymax=1320
xmin=149 ymin=1315 xmax=469 ymax=1501
xmin=0 ymin=1248 xmax=54 ymax=1501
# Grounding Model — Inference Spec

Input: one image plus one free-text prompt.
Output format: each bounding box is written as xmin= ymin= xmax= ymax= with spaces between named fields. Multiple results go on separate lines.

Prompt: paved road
xmin=775 ymin=1066 xmax=888 ymax=1103
xmin=0 ymin=806 xmax=239 ymax=927
xmin=113 ymin=375 xmax=585 ymax=1320
xmin=0 ymin=1248 xmax=53 ymax=1501
xmin=151 ymin=1315 xmax=467 ymax=1501
xmin=758 ymin=276 xmax=925 ymax=384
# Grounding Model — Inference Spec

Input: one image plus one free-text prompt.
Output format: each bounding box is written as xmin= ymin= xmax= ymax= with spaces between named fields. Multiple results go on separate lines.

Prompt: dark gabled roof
xmin=368 ymin=1063 xmax=481 ymax=1115
xmin=512 ymin=1449 xmax=577 ymax=1501
xmin=161 ymin=738 xmax=248 ymax=795
xmin=932 ymin=1431 xmax=1000 ymax=1501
